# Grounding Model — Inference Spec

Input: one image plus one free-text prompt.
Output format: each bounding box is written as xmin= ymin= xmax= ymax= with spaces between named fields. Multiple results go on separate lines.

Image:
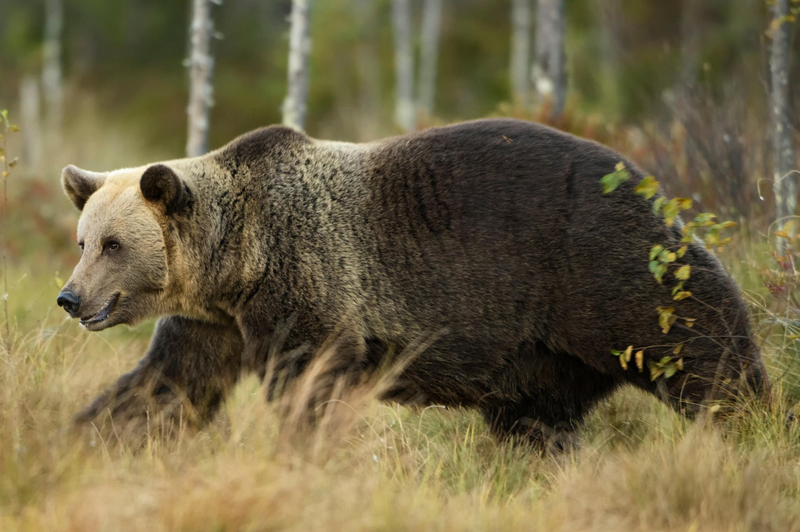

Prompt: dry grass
xmin=3 ymin=108 xmax=800 ymax=532
xmin=2 ymin=298 xmax=800 ymax=532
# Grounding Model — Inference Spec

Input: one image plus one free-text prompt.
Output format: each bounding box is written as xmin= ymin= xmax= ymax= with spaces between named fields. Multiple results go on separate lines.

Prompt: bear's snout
xmin=57 ymin=290 xmax=82 ymax=317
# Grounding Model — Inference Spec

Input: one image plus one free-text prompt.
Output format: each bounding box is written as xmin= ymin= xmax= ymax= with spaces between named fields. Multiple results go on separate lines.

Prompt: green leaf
xmin=652 ymin=197 xmax=666 ymax=216
xmin=675 ymin=265 xmax=691 ymax=280
xmin=600 ymin=163 xmax=631 ymax=194
xmin=672 ymin=281 xmax=684 ymax=296
xmin=676 ymin=245 xmax=688 ymax=258
xmin=649 ymin=245 xmax=664 ymax=261
xmin=673 ymin=290 xmax=692 ymax=301
xmin=694 ymin=213 xmax=716 ymax=224
xmin=662 ymin=198 xmax=691 ymax=227
xmin=649 ymin=262 xmax=667 ymax=284
xmin=634 ymin=176 xmax=659 ymax=199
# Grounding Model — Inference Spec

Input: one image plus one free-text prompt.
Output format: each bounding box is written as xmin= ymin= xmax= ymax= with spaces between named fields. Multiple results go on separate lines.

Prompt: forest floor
xmin=2 ymin=113 xmax=800 ymax=532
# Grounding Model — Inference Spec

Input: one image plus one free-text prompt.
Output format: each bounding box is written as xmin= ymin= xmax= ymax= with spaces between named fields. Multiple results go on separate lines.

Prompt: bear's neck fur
xmin=170 ymin=126 xmax=372 ymax=341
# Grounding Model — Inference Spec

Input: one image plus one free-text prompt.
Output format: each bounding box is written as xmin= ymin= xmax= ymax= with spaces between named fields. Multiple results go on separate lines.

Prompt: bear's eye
xmin=78 ymin=242 xmax=84 ymax=252
xmin=103 ymin=240 xmax=121 ymax=253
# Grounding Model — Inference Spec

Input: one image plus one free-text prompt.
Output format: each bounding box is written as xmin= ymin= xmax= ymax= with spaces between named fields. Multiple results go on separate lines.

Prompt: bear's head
xmin=57 ymin=163 xmax=191 ymax=331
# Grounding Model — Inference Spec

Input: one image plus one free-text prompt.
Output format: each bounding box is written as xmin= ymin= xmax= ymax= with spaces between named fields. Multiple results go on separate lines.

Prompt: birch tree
xmin=283 ymin=0 xmax=313 ymax=131
xmin=392 ymin=0 xmax=416 ymax=132
xmin=356 ymin=0 xmax=382 ymax=140
xmin=186 ymin=0 xmax=220 ymax=158
xmin=509 ymin=0 xmax=531 ymax=108
xmin=532 ymin=0 xmax=567 ymax=119
xmin=417 ymin=0 xmax=443 ymax=119
xmin=771 ymin=0 xmax=796 ymax=255
xmin=19 ymin=77 xmax=43 ymax=175
xmin=42 ymin=0 xmax=63 ymax=147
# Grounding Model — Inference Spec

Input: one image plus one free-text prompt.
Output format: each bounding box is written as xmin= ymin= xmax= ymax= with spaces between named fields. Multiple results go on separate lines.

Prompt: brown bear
xmin=58 ymin=118 xmax=767 ymax=447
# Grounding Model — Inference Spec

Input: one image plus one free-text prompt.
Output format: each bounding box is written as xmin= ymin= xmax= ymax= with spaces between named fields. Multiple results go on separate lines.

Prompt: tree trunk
xmin=283 ymin=0 xmax=313 ymax=132
xmin=19 ymin=76 xmax=44 ymax=176
xmin=186 ymin=0 xmax=218 ymax=158
xmin=532 ymin=0 xmax=567 ymax=119
xmin=417 ymin=0 xmax=443 ymax=120
xmin=771 ymin=0 xmax=796 ymax=257
xmin=678 ymin=0 xmax=703 ymax=92
xmin=597 ymin=0 xmax=622 ymax=73
xmin=392 ymin=0 xmax=416 ymax=132
xmin=356 ymin=0 xmax=382 ymax=140
xmin=509 ymin=0 xmax=531 ymax=109
xmin=42 ymin=0 xmax=63 ymax=148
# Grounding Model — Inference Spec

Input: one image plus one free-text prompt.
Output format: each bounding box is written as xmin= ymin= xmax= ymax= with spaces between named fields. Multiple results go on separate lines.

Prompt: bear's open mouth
xmin=80 ymin=293 xmax=120 ymax=326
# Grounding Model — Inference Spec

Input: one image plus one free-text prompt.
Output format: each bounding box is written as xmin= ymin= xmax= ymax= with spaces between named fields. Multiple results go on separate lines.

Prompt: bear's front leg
xmin=74 ymin=316 xmax=244 ymax=429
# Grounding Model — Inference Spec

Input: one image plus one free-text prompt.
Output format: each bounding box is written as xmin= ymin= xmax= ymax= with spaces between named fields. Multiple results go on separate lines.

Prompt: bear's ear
xmin=61 ymin=165 xmax=107 ymax=211
xmin=140 ymin=164 xmax=189 ymax=215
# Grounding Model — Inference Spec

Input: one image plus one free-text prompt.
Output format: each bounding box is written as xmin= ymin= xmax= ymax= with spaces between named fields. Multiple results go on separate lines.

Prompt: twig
xmin=1 ymin=109 xmax=19 ymax=353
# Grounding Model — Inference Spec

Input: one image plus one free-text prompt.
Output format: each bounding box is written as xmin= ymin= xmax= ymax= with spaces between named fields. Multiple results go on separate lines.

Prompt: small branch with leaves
xmin=601 ymin=162 xmax=736 ymax=383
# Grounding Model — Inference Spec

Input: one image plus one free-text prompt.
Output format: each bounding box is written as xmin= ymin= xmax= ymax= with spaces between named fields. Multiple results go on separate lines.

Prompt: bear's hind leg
xmin=482 ymin=343 xmax=620 ymax=452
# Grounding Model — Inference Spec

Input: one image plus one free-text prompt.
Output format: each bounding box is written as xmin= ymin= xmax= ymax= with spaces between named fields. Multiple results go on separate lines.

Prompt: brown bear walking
xmin=58 ymin=118 xmax=767 ymax=448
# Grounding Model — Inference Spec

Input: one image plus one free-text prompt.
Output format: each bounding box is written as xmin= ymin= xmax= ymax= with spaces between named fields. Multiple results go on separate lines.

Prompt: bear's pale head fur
xmin=60 ymin=163 xmax=205 ymax=330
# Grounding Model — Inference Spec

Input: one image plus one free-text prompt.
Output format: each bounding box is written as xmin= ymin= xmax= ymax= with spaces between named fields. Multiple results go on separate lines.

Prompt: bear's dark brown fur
xmin=61 ymin=119 xmax=767 ymax=447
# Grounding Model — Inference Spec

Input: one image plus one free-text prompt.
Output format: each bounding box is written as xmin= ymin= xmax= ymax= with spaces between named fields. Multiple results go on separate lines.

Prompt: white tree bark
xmin=532 ymin=0 xmax=567 ymax=119
xmin=186 ymin=0 xmax=219 ymax=158
xmin=42 ymin=0 xmax=63 ymax=146
xmin=392 ymin=0 xmax=416 ymax=132
xmin=19 ymin=76 xmax=44 ymax=175
xmin=771 ymin=0 xmax=796 ymax=254
xmin=417 ymin=0 xmax=443 ymax=119
xmin=510 ymin=0 xmax=531 ymax=108
xmin=283 ymin=0 xmax=313 ymax=132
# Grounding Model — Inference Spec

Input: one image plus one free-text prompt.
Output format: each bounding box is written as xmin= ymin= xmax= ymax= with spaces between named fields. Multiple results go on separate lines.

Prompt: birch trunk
xmin=186 ymin=0 xmax=218 ymax=158
xmin=771 ymin=0 xmax=796 ymax=256
xmin=532 ymin=0 xmax=567 ymax=119
xmin=19 ymin=77 xmax=44 ymax=176
xmin=356 ymin=0 xmax=382 ymax=140
xmin=392 ymin=0 xmax=416 ymax=132
xmin=510 ymin=0 xmax=531 ymax=108
xmin=283 ymin=0 xmax=313 ymax=132
xmin=417 ymin=0 xmax=443 ymax=119
xmin=42 ymin=0 xmax=63 ymax=147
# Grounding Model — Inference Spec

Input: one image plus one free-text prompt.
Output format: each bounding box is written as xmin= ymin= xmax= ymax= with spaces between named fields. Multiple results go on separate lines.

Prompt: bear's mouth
xmin=80 ymin=293 xmax=120 ymax=328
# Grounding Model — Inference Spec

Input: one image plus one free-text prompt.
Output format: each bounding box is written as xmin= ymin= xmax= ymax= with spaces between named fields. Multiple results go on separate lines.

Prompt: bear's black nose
xmin=57 ymin=291 xmax=82 ymax=316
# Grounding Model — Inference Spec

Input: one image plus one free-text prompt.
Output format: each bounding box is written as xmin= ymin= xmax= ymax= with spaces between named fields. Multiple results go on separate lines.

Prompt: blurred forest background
xmin=0 ymin=0 xmax=795 ymax=223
